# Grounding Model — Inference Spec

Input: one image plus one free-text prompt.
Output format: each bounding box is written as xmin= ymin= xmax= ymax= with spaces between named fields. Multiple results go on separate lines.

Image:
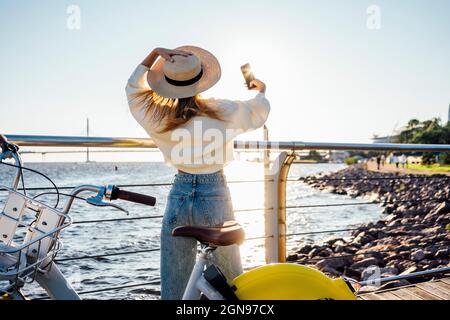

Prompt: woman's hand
xmin=154 ymin=47 xmax=192 ymax=63
xmin=141 ymin=47 xmax=192 ymax=68
xmin=249 ymin=79 xmax=266 ymax=93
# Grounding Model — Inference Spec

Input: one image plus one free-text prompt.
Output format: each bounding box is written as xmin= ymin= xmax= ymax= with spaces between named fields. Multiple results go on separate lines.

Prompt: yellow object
xmin=231 ymin=264 xmax=357 ymax=300
xmin=0 ymin=293 xmax=12 ymax=300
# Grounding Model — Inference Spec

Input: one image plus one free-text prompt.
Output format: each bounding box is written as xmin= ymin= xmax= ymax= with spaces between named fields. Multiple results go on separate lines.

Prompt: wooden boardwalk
xmin=359 ymin=276 xmax=450 ymax=300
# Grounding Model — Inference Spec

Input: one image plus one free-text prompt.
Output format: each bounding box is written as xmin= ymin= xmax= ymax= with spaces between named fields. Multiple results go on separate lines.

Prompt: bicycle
xmin=0 ymin=134 xmax=357 ymax=300
xmin=173 ymin=223 xmax=357 ymax=300
xmin=0 ymin=135 xmax=156 ymax=300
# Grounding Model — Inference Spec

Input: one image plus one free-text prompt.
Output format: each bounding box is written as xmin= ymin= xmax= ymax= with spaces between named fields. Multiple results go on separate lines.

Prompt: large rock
xmin=319 ymin=265 xmax=340 ymax=276
xmin=436 ymin=213 xmax=450 ymax=224
xmin=424 ymin=201 xmax=450 ymax=221
xmin=350 ymin=257 xmax=379 ymax=270
xmin=286 ymin=254 xmax=298 ymax=262
xmin=297 ymin=245 xmax=312 ymax=254
xmin=355 ymin=248 xmax=386 ymax=261
xmin=430 ymin=201 xmax=450 ymax=215
xmin=381 ymin=267 xmax=399 ymax=275
xmin=435 ymin=248 xmax=450 ymax=258
xmin=387 ymin=220 xmax=400 ymax=227
xmin=383 ymin=206 xmax=397 ymax=215
xmin=410 ymin=249 xmax=426 ymax=262
xmin=318 ymin=248 xmax=334 ymax=257
xmin=328 ymin=238 xmax=346 ymax=247
xmin=352 ymin=232 xmax=376 ymax=246
xmin=316 ymin=256 xmax=352 ymax=270
xmin=399 ymin=265 xmax=418 ymax=275
xmin=343 ymin=267 xmax=361 ymax=279
xmin=418 ymin=259 xmax=441 ymax=270
xmin=308 ymin=246 xmax=333 ymax=257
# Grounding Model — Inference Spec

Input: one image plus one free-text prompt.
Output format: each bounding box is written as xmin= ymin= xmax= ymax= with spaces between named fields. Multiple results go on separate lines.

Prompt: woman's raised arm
xmin=141 ymin=47 xmax=192 ymax=68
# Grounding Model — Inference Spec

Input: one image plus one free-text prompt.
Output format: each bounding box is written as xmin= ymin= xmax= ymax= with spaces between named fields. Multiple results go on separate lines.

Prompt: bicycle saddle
xmin=172 ymin=221 xmax=245 ymax=246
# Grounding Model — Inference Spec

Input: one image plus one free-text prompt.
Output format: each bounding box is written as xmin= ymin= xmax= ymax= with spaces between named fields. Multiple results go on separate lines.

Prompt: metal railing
xmin=3 ymin=134 xmax=450 ymax=297
xmin=5 ymin=134 xmax=450 ymax=152
xmin=5 ymin=134 xmax=450 ymax=262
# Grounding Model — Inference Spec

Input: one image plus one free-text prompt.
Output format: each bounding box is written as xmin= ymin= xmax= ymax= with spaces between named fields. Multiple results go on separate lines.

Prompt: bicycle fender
xmin=230 ymin=263 xmax=357 ymax=300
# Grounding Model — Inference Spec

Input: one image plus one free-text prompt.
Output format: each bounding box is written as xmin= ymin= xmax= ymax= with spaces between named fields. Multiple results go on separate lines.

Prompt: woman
xmin=126 ymin=46 xmax=270 ymax=299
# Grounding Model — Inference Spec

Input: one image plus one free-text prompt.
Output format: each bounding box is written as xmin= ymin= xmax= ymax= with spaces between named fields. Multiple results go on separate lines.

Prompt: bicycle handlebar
xmin=110 ymin=186 xmax=156 ymax=206
xmin=0 ymin=134 xmax=19 ymax=153
xmin=0 ymin=134 xmax=8 ymax=151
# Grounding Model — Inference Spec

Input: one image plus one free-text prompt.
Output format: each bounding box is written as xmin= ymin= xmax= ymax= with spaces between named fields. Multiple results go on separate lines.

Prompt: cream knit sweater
xmin=126 ymin=64 xmax=270 ymax=174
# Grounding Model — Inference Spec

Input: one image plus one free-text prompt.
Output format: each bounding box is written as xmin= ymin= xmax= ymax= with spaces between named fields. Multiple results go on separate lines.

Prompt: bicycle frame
xmin=182 ymin=245 xmax=225 ymax=300
xmin=34 ymin=262 xmax=81 ymax=300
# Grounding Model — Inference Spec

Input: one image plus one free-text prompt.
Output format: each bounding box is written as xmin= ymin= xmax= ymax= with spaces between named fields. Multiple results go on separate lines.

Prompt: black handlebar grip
xmin=0 ymin=134 xmax=7 ymax=144
xmin=0 ymin=134 xmax=7 ymax=151
xmin=111 ymin=186 xmax=156 ymax=206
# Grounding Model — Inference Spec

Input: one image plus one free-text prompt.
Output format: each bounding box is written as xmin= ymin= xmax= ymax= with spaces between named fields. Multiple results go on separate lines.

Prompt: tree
xmin=397 ymin=118 xmax=450 ymax=164
xmin=407 ymin=119 xmax=420 ymax=130
xmin=304 ymin=150 xmax=323 ymax=162
xmin=421 ymin=118 xmax=441 ymax=131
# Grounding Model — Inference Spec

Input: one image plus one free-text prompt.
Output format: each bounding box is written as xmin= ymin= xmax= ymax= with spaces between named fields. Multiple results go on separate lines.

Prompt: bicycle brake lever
xmin=86 ymin=192 xmax=129 ymax=215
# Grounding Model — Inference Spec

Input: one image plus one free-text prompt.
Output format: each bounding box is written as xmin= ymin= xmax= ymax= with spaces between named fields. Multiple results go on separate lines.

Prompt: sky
xmin=1 ymin=0 xmax=449 ymax=149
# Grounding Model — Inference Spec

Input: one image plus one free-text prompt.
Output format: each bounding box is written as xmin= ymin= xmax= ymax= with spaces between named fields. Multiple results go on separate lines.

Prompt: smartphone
xmin=241 ymin=63 xmax=255 ymax=89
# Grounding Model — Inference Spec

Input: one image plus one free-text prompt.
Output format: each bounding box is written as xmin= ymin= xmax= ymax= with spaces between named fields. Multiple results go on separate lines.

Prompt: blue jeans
xmin=160 ymin=171 xmax=243 ymax=300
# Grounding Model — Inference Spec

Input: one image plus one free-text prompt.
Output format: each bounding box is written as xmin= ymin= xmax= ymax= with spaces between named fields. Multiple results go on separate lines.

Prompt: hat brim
xmin=147 ymin=46 xmax=221 ymax=99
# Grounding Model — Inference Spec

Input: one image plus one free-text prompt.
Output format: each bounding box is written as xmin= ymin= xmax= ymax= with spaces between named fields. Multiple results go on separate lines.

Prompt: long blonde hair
xmin=132 ymin=90 xmax=223 ymax=133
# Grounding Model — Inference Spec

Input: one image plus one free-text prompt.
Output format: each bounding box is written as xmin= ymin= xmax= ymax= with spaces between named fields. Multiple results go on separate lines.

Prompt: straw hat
xmin=147 ymin=45 xmax=221 ymax=99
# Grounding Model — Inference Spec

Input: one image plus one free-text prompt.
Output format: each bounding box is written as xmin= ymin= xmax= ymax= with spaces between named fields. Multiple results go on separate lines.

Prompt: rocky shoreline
xmin=287 ymin=164 xmax=450 ymax=290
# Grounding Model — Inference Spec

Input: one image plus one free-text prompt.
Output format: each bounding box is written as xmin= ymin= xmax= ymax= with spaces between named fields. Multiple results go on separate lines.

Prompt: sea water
xmin=0 ymin=160 xmax=382 ymax=299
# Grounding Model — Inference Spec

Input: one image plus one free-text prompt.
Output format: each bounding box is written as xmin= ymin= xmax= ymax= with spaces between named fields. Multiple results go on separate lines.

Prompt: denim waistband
xmin=173 ymin=171 xmax=226 ymax=184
